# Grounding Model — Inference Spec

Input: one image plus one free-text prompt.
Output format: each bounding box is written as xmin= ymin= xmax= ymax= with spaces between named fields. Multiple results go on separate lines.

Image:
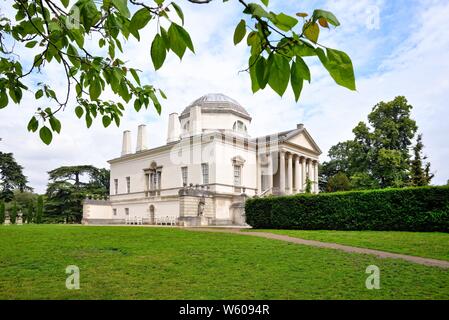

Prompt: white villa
xmin=82 ymin=93 xmax=321 ymax=226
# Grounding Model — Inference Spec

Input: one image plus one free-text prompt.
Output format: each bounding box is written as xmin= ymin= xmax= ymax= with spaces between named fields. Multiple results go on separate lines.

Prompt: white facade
xmin=82 ymin=93 xmax=322 ymax=226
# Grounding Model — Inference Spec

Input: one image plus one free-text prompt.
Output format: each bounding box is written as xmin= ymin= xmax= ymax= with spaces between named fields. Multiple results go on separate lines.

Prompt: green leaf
xmin=168 ymin=24 xmax=186 ymax=59
xmin=25 ymin=40 xmax=38 ymax=48
xmin=34 ymin=89 xmax=43 ymax=99
xmin=303 ymin=22 xmax=320 ymax=43
xmin=317 ymin=47 xmax=356 ymax=91
xmin=27 ymin=116 xmax=39 ymax=132
xmin=39 ymin=126 xmax=53 ymax=145
xmin=130 ymin=68 xmax=141 ymax=85
xmin=61 ymin=0 xmax=70 ymax=8
xmin=102 ymin=115 xmax=112 ymax=127
xmin=291 ymin=60 xmax=304 ymax=102
xmin=129 ymin=8 xmax=152 ymax=34
xmin=260 ymin=0 xmax=269 ymax=6
xmin=274 ymin=13 xmax=298 ymax=32
xmin=75 ymin=106 xmax=84 ymax=118
xmin=85 ymin=113 xmax=93 ymax=128
xmin=89 ymin=81 xmax=101 ymax=100
xmin=248 ymin=55 xmax=260 ymax=93
xmin=151 ymin=33 xmax=166 ymax=70
xmin=294 ymin=56 xmax=310 ymax=83
xmin=233 ymin=19 xmax=246 ymax=45
xmin=0 ymin=90 xmax=7 ymax=108
xmin=171 ymin=2 xmax=184 ymax=25
xmin=49 ymin=117 xmax=61 ymax=134
xmin=255 ymin=56 xmax=269 ymax=89
xmin=312 ymin=9 xmax=340 ymax=27
xmin=175 ymin=24 xmax=194 ymax=53
xmin=268 ymin=54 xmax=290 ymax=96
xmin=112 ymin=0 xmax=130 ymax=18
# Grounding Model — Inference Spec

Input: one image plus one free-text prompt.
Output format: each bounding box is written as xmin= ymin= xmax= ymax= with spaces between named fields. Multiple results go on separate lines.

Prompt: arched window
xmin=183 ymin=121 xmax=190 ymax=133
xmin=233 ymin=120 xmax=247 ymax=133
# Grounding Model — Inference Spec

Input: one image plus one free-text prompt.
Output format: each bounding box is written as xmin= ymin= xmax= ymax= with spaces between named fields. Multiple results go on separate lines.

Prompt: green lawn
xmin=254 ymin=230 xmax=449 ymax=261
xmin=1 ymin=225 xmax=449 ymax=300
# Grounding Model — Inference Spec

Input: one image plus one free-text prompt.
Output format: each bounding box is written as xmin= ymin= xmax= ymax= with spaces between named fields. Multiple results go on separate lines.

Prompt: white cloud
xmin=0 ymin=0 xmax=448 ymax=193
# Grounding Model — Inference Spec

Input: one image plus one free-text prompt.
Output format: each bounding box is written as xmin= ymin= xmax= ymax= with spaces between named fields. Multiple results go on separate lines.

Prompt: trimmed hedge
xmin=245 ymin=186 xmax=449 ymax=232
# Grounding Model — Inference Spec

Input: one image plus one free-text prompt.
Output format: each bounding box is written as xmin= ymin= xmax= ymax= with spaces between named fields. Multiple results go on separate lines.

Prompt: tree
xmin=26 ymin=201 xmax=34 ymax=224
xmin=36 ymin=195 xmax=44 ymax=224
xmin=10 ymin=201 xmax=18 ymax=224
xmin=326 ymin=172 xmax=351 ymax=193
xmin=0 ymin=0 xmax=355 ymax=144
xmin=0 ymin=201 xmax=5 ymax=224
xmin=410 ymin=134 xmax=433 ymax=186
xmin=305 ymin=177 xmax=312 ymax=194
xmin=45 ymin=165 xmax=109 ymax=223
xmin=0 ymin=152 xmax=32 ymax=201
xmin=320 ymin=96 xmax=427 ymax=190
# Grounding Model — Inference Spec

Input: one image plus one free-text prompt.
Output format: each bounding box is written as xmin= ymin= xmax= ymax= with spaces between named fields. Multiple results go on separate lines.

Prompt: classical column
xmin=256 ymin=154 xmax=262 ymax=194
xmin=301 ymin=157 xmax=306 ymax=192
xmin=314 ymin=161 xmax=319 ymax=194
xmin=294 ymin=155 xmax=301 ymax=194
xmin=287 ymin=153 xmax=293 ymax=194
xmin=279 ymin=151 xmax=286 ymax=194
xmin=307 ymin=159 xmax=313 ymax=187
xmin=267 ymin=153 xmax=273 ymax=191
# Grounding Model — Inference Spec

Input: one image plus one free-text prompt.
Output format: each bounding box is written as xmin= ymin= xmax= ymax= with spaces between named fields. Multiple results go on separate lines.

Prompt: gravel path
xmin=186 ymin=228 xmax=449 ymax=269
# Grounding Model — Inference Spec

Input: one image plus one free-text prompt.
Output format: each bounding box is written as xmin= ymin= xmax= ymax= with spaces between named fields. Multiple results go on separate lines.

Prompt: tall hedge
xmin=245 ymin=186 xmax=449 ymax=232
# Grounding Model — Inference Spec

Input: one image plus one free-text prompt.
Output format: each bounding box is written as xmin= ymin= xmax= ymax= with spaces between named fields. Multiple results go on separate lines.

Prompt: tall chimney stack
xmin=121 ymin=130 xmax=132 ymax=156
xmin=136 ymin=124 xmax=148 ymax=152
xmin=191 ymin=105 xmax=202 ymax=136
xmin=167 ymin=113 xmax=181 ymax=143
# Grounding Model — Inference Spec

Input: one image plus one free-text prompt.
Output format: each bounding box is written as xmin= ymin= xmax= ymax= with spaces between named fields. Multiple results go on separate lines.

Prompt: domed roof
xmin=180 ymin=93 xmax=251 ymax=120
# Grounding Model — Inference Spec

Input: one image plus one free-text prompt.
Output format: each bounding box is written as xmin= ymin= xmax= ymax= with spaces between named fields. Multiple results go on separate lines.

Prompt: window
xmin=233 ymin=120 xmax=247 ymax=133
xmin=181 ymin=166 xmax=188 ymax=186
xmin=126 ymin=177 xmax=130 ymax=193
xmin=201 ymin=163 xmax=209 ymax=184
xmin=113 ymin=209 xmax=117 ymax=216
xmin=149 ymin=171 xmax=161 ymax=190
xmin=114 ymin=179 xmax=118 ymax=195
xmin=183 ymin=121 xmax=190 ymax=133
xmin=125 ymin=208 xmax=129 ymax=216
xmin=233 ymin=165 xmax=241 ymax=186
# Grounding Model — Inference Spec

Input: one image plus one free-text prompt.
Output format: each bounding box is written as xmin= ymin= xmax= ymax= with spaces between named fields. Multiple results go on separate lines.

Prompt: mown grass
xmin=255 ymin=230 xmax=449 ymax=261
xmin=0 ymin=225 xmax=448 ymax=300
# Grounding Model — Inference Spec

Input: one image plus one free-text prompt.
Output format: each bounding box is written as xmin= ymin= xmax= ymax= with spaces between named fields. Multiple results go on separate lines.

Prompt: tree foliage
xmin=326 ymin=172 xmax=351 ymax=193
xmin=10 ymin=201 xmax=18 ymax=224
xmin=320 ymin=96 xmax=433 ymax=192
xmin=0 ymin=0 xmax=355 ymax=144
xmin=45 ymin=165 xmax=109 ymax=223
xmin=36 ymin=195 xmax=43 ymax=224
xmin=0 ymin=200 xmax=5 ymax=224
xmin=0 ymin=152 xmax=32 ymax=201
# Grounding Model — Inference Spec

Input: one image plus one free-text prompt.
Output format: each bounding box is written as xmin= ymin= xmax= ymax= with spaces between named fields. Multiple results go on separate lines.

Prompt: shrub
xmin=245 ymin=186 xmax=449 ymax=232
xmin=36 ymin=196 xmax=44 ymax=224
xmin=10 ymin=201 xmax=17 ymax=224
xmin=0 ymin=201 xmax=5 ymax=224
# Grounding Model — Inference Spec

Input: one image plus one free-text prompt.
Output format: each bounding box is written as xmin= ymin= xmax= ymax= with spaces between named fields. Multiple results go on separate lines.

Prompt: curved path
xmin=186 ymin=228 xmax=449 ymax=269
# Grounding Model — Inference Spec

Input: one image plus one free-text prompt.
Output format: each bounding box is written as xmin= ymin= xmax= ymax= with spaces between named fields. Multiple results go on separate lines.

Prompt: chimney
xmin=167 ymin=113 xmax=181 ymax=143
xmin=191 ymin=105 xmax=202 ymax=136
xmin=121 ymin=130 xmax=132 ymax=156
xmin=136 ymin=124 xmax=148 ymax=152
xmin=297 ymin=123 xmax=304 ymax=130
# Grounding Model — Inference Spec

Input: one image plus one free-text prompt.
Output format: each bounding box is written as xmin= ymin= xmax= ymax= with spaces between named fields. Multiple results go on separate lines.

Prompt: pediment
xmin=285 ymin=129 xmax=322 ymax=154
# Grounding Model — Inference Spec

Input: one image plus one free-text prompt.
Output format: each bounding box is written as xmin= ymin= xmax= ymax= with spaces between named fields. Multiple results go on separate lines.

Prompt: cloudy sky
xmin=1 ymin=0 xmax=448 ymax=193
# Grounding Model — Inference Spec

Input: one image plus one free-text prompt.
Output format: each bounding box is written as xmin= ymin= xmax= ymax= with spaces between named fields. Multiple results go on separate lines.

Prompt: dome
xmin=179 ymin=93 xmax=251 ymax=121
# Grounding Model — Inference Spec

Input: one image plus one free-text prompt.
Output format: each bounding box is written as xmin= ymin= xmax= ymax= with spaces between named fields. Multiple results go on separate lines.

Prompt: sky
xmin=0 ymin=0 xmax=449 ymax=193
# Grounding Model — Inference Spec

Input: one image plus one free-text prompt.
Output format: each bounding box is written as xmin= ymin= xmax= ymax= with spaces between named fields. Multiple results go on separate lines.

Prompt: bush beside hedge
xmin=245 ymin=186 xmax=449 ymax=232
